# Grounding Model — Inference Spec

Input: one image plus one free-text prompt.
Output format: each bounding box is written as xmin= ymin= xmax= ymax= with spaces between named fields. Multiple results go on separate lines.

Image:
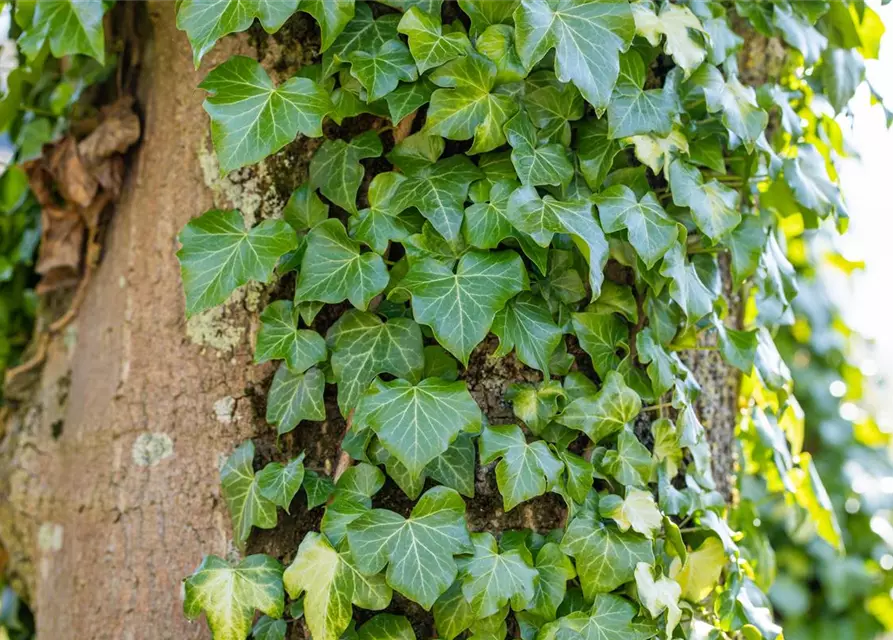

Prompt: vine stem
xmin=669 ymin=344 xmax=719 ymax=352
xmin=641 ymin=402 xmax=673 ymax=412
xmin=333 ymin=408 xmax=355 ymax=483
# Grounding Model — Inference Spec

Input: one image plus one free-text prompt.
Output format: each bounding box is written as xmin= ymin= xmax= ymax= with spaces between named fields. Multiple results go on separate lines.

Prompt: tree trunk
xmin=0 ymin=4 xmax=778 ymax=638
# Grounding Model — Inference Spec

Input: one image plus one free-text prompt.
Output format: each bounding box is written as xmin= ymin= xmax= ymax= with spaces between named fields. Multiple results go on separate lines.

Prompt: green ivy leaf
xmin=253 ymin=615 xmax=287 ymax=640
xmin=310 ymin=130 xmax=382 ymax=214
xmin=523 ymin=71 xmax=585 ymax=146
xmin=426 ymin=53 xmax=519 ymax=154
xmin=177 ymin=209 xmax=298 ymax=317
xmin=492 ymin=291 xmax=563 ymax=374
xmin=427 ymin=432 xmax=477 ymax=497
xmin=358 ymin=614 xmax=416 ymax=640
xmin=570 ymin=313 xmax=627 ymax=379
xmin=728 ymin=214 xmax=766 ymax=284
xmin=479 ymin=424 xmax=563 ymax=511
xmin=772 ymin=3 xmax=827 ymax=66
xmin=687 ymin=65 xmax=767 ymax=150
xmin=255 ymin=301 xmax=327 ymax=373
xmin=324 ymin=4 xmax=400 ymax=77
xmin=284 ymin=532 xmax=392 ymax=640
xmin=257 ymin=454 xmax=306 ymax=513
xmin=560 ymin=516 xmax=654 ymax=597
xmin=398 ymin=7 xmax=470 ymax=73
xmin=538 ymin=593 xmax=656 ymax=640
xmin=303 ymin=470 xmax=336 ymax=509
xmin=177 ymin=0 xmax=298 ymax=67
xmin=347 ymin=39 xmax=419 ymax=102
xmin=397 ymin=250 xmax=528 ymax=364
xmin=477 ymin=24 xmax=527 ymax=83
xmin=385 ymin=79 xmax=435 ymax=123
xmin=19 ymin=0 xmax=107 ymax=63
xmin=464 ymin=179 xmax=518 ymax=249
xmin=461 ymin=532 xmax=538 ymax=617
xmin=577 ymin=117 xmax=621 ymax=191
xmin=514 ymin=0 xmax=635 ymax=111
xmin=783 ymin=144 xmax=847 ymax=220
xmin=351 ymin=173 xmax=420 ymax=253
xmin=200 ymin=56 xmax=331 ymax=172
xmin=529 ymin=542 xmax=576 ymax=620
xmin=294 ymin=219 xmax=389 ymax=309
xmin=221 ymin=441 xmax=278 ymax=546
xmin=184 ymin=554 xmax=284 ymax=640
xmin=354 ymin=377 xmax=482 ymax=478
xmin=266 ymin=365 xmax=326 ymax=436
xmin=715 ymin=320 xmax=758 ymax=373
xmin=668 ymin=160 xmax=741 ymax=241
xmin=602 ymin=426 xmax=654 ymax=486
xmin=505 ymin=111 xmax=574 ymax=187
xmin=558 ymin=370 xmax=641 ymax=444
xmin=659 ymin=240 xmax=715 ymax=321
xmin=607 ymin=51 xmax=678 ymax=139
xmin=327 ymin=309 xmax=425 ymax=414
xmin=283 ymin=184 xmax=329 ymax=231
xmin=303 ymin=0 xmax=357 ymax=52
xmin=594 ymin=185 xmax=678 ymax=269
xmin=458 ymin=0 xmax=518 ymax=36
xmin=434 ymin=582 xmax=476 ymax=640
xmin=347 ymin=487 xmax=474 ymax=609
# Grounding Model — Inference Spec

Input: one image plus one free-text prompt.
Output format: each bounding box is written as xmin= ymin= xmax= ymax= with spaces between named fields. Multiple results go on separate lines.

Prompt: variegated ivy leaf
xmin=631 ymin=0 xmax=707 ymax=76
xmin=558 ymin=370 xmax=641 ymax=444
xmin=294 ymin=219 xmax=389 ymax=310
xmin=326 ymin=309 xmax=425 ymax=413
xmin=200 ymin=56 xmax=331 ymax=173
xmin=347 ymin=39 xmax=418 ymax=102
xmin=257 ymin=454 xmax=305 ymax=513
xmin=607 ymin=51 xmax=679 ymax=140
xmin=357 ymin=614 xmax=416 ymax=640
xmin=323 ymin=3 xmax=400 ymax=77
xmin=176 ymin=0 xmax=299 ymax=67
xmin=18 ymin=0 xmax=108 ymax=63
xmin=177 ymin=209 xmax=298 ymax=317
xmin=570 ymin=312 xmax=628 ymax=379
xmin=310 ymin=130 xmax=382 ymax=214
xmin=506 ymin=187 xmax=609 ymax=298
xmin=284 ymin=532 xmax=392 ymax=640
xmin=505 ymin=110 xmax=574 ymax=187
xmin=628 ymin=127 xmax=689 ymax=176
xmin=397 ymin=250 xmax=528 ymax=364
xmin=659 ymin=239 xmax=715 ymax=322
xmin=347 ymin=486 xmax=474 ymax=609
xmin=577 ymin=117 xmax=621 ymax=191
xmin=492 ymin=291 xmax=563 ymax=374
xmin=390 ymin=155 xmax=482 ymax=242
xmin=398 ymin=7 xmax=470 ymax=73
xmin=668 ymin=159 xmax=740 ymax=241
xmin=602 ymin=426 xmax=655 ymax=486
xmin=538 ymin=593 xmax=657 ymax=640
xmin=425 ymin=53 xmax=519 ymax=154
xmin=255 ymin=301 xmax=327 ymax=373
xmin=602 ymin=488 xmax=662 ymax=538
xmin=508 ymin=380 xmax=566 ymax=434
xmin=529 ymin=542 xmax=576 ymax=620
xmin=476 ymin=24 xmax=527 ymax=84
xmin=184 ymin=554 xmax=284 ymax=640
xmin=686 ymin=65 xmax=768 ymax=151
xmin=560 ymin=515 xmax=654 ymax=597
xmin=593 ymin=184 xmax=678 ymax=269
xmin=266 ymin=365 xmax=326 ymax=435
xmin=479 ymin=424 xmax=563 ymax=511
xmin=460 ymin=532 xmax=538 ymax=618
xmin=458 ymin=0 xmax=518 ymax=37
xmin=221 ymin=441 xmax=277 ymax=546
xmin=514 ymin=0 xmax=635 ymax=111
xmin=354 ymin=377 xmax=482 ymax=478
xmin=523 ymin=71 xmax=585 ymax=146
xmin=634 ymin=563 xmax=682 ymax=638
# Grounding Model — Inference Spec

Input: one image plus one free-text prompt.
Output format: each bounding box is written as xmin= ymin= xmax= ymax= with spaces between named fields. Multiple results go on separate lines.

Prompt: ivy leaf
xmin=560 ymin=516 xmax=654 ymax=597
xmin=602 ymin=488 xmax=662 ymax=538
xmin=221 ymin=441 xmax=278 ymax=546
xmin=577 ymin=117 xmax=621 ymax=191
xmin=351 ymin=173 xmax=420 ymax=253
xmin=425 ymin=53 xmax=519 ymax=154
xmin=608 ymin=51 xmax=679 ymax=139
xmin=464 ymin=179 xmax=518 ymax=249
xmin=529 ymin=542 xmax=576 ymax=620
xmin=294 ymin=219 xmax=389 ymax=309
xmin=514 ymin=0 xmax=635 ymax=111
xmin=570 ymin=313 xmax=627 ymax=379
xmin=354 ymin=377 xmax=482 ymax=478
xmin=347 ymin=487 xmax=474 ymax=609
xmin=634 ymin=563 xmax=682 ymax=638
xmin=715 ymin=321 xmax=757 ymax=373
xmin=266 ymin=365 xmax=326 ymax=436
xmin=327 ymin=309 xmax=425 ymax=414
xmin=398 ymin=250 xmax=528 ymax=364
xmin=492 ymin=292 xmax=563 ymax=374
xmin=302 ymin=0 xmax=357 ymax=52
xmin=427 ymin=432 xmax=477 ymax=497
xmin=358 ymin=614 xmax=416 ymax=640
xmin=177 ymin=209 xmax=298 ymax=317
xmin=255 ymin=301 xmax=327 ymax=373
xmin=284 ymin=532 xmax=392 ymax=640
xmin=631 ymin=1 xmax=706 ymax=75
xmin=593 ymin=185 xmax=677 ymax=269
xmin=458 ymin=0 xmax=518 ymax=36
xmin=257 ymin=454 xmax=306 ymax=513
xmin=461 ymin=532 xmax=538 ymax=617
xmin=659 ymin=240 xmax=715 ymax=321
xmin=323 ymin=4 xmax=400 ymax=77
xmin=539 ymin=593 xmax=656 ymax=640
xmin=479 ymin=424 xmax=564 ymax=511
xmin=668 ymin=160 xmax=740 ymax=241
xmin=558 ymin=371 xmax=641 ymax=444
xmin=200 ymin=57 xmax=331 ymax=172
xmin=687 ymin=65 xmax=767 ymax=150
xmin=523 ymin=71 xmax=585 ymax=146
xmin=177 ymin=0 xmax=298 ymax=67
xmin=772 ymin=3 xmax=827 ymax=66
xmin=390 ymin=155 xmax=482 ymax=242
xmin=253 ymin=615 xmax=287 ymax=640
xmin=602 ymin=427 xmax=654 ymax=487
xmin=505 ymin=111 xmax=574 ymax=187
xmin=303 ymin=471 xmax=336 ymax=509
xmin=310 ymin=130 xmax=383 ymax=214
xmin=347 ymin=39 xmax=419 ymax=102
xmin=635 ymin=327 xmax=680 ymax=397
xmin=385 ymin=79 xmax=435 ymax=123
xmin=477 ymin=24 xmax=528 ymax=83
xmin=433 ymin=583 xmax=476 ymax=640
xmin=184 ymin=554 xmax=284 ymax=640
xmin=783 ymin=144 xmax=847 ymax=220
xmin=19 ymin=0 xmax=107 ymax=63
xmin=820 ymin=48 xmax=864 ymax=114
xmin=398 ymin=7 xmax=470 ymax=73
xmin=283 ymin=184 xmax=329 ymax=231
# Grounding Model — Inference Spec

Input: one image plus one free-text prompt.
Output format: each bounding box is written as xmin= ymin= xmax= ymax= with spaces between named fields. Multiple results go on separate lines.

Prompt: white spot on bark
xmin=132 ymin=432 xmax=174 ymax=467
xmin=38 ymin=522 xmax=64 ymax=552
xmin=214 ymin=396 xmax=236 ymax=424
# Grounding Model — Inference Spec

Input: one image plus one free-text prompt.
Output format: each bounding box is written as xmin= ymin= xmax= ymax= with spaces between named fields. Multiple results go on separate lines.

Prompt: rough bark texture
xmin=0 ymin=4 xmax=782 ymax=639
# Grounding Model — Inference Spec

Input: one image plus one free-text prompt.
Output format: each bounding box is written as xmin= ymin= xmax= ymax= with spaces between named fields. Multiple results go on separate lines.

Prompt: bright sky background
xmin=835 ymin=1 xmax=893 ymax=425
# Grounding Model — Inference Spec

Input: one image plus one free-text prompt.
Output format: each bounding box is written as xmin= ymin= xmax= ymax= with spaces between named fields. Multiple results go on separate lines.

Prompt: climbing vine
xmin=19 ymin=1 xmax=886 ymax=639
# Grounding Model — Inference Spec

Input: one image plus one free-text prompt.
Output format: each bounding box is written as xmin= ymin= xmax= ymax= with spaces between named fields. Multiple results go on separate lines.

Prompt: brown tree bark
xmin=0 ymin=4 xmax=780 ymax=638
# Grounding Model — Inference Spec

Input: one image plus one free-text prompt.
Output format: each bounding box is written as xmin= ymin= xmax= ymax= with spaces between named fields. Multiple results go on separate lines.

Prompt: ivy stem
xmin=641 ymin=402 xmax=673 ymax=412
xmin=669 ymin=344 xmax=719 ymax=352
xmin=19 ymin=104 xmax=55 ymax=117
